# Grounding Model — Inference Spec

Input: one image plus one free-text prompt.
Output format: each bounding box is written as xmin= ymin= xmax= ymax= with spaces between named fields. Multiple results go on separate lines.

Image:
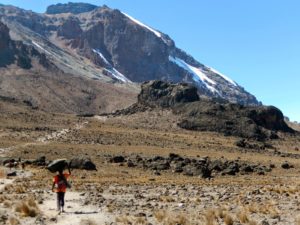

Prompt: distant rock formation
xmin=138 ymin=80 xmax=199 ymax=108
xmin=46 ymin=2 xmax=97 ymax=14
xmin=113 ymin=80 xmax=294 ymax=141
xmin=0 ymin=21 xmax=52 ymax=69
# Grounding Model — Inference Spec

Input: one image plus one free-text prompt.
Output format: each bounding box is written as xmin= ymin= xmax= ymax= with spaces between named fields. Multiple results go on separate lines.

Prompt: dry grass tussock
xmin=8 ymin=216 xmax=20 ymax=225
xmin=80 ymin=219 xmax=98 ymax=225
xmin=237 ymin=210 xmax=249 ymax=223
xmin=0 ymin=168 xmax=5 ymax=178
xmin=116 ymin=211 xmax=191 ymax=225
xmin=15 ymin=198 xmax=39 ymax=217
xmin=295 ymin=216 xmax=300 ymax=225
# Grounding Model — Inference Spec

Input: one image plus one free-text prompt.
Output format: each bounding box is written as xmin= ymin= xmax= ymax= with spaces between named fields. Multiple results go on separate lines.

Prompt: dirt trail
xmin=0 ymin=121 xmax=89 ymax=157
xmin=0 ymin=120 xmax=114 ymax=224
xmin=41 ymin=191 xmax=112 ymax=225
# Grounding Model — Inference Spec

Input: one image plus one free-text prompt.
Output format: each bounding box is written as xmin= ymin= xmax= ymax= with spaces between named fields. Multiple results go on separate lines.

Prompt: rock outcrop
xmin=46 ymin=2 xmax=97 ymax=14
xmin=108 ymin=153 xmax=273 ymax=178
xmin=114 ymin=80 xmax=294 ymax=140
xmin=138 ymin=80 xmax=199 ymax=108
xmin=0 ymin=21 xmax=53 ymax=69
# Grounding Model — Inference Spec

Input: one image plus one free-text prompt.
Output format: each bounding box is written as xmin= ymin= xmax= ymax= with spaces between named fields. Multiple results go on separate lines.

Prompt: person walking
xmin=52 ymin=166 xmax=71 ymax=214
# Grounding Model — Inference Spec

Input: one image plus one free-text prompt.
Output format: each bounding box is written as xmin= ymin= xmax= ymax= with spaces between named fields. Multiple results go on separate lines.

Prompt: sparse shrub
xmin=154 ymin=210 xmax=167 ymax=223
xmin=205 ymin=209 xmax=216 ymax=225
xmin=0 ymin=168 xmax=5 ymax=178
xmin=296 ymin=216 xmax=300 ymax=225
xmin=15 ymin=186 xmax=26 ymax=194
xmin=0 ymin=195 xmax=6 ymax=203
xmin=224 ymin=214 xmax=233 ymax=225
xmin=248 ymin=220 xmax=257 ymax=225
xmin=9 ymin=216 xmax=20 ymax=225
xmin=15 ymin=201 xmax=39 ymax=217
xmin=115 ymin=216 xmax=133 ymax=224
xmin=135 ymin=216 xmax=147 ymax=224
xmin=80 ymin=219 xmax=98 ymax=225
xmin=215 ymin=208 xmax=225 ymax=219
xmin=3 ymin=200 xmax=12 ymax=208
xmin=237 ymin=211 xmax=249 ymax=223
xmin=166 ymin=213 xmax=189 ymax=225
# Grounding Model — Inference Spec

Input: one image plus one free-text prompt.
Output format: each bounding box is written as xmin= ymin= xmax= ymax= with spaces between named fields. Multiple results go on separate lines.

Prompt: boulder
xmin=221 ymin=162 xmax=239 ymax=176
xmin=138 ymin=81 xmax=200 ymax=108
xmin=6 ymin=171 xmax=17 ymax=177
xmin=69 ymin=157 xmax=96 ymax=170
xmin=110 ymin=156 xmax=125 ymax=163
xmin=281 ymin=162 xmax=293 ymax=169
xmin=33 ymin=156 xmax=46 ymax=166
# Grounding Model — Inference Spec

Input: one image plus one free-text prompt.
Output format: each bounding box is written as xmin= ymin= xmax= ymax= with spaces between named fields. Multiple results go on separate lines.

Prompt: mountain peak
xmin=46 ymin=2 xmax=98 ymax=15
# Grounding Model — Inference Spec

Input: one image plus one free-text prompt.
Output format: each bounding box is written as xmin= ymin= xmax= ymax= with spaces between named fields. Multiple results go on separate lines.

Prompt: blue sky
xmin=1 ymin=0 xmax=300 ymax=121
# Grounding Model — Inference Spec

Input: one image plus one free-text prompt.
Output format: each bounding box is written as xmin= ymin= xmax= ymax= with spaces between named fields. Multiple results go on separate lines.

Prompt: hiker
xmin=52 ymin=166 xmax=71 ymax=214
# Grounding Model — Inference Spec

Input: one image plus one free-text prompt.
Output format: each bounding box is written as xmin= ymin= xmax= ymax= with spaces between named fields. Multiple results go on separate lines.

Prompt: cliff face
xmin=0 ymin=4 xmax=260 ymax=106
xmin=0 ymin=21 xmax=53 ymax=69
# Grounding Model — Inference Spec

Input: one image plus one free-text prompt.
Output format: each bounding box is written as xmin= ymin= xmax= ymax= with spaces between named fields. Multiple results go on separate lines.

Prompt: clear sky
xmin=1 ymin=0 xmax=300 ymax=122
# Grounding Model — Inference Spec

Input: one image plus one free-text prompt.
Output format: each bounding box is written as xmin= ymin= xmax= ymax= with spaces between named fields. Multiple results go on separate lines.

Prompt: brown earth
xmin=0 ymin=101 xmax=300 ymax=224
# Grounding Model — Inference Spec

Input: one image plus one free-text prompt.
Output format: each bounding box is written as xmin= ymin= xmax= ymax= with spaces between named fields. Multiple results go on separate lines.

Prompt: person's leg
xmin=56 ymin=193 xmax=60 ymax=211
xmin=61 ymin=192 xmax=65 ymax=212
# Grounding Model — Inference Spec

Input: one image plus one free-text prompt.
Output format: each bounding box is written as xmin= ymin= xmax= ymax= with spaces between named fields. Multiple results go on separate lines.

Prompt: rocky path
xmin=40 ymin=191 xmax=112 ymax=225
xmin=0 ymin=121 xmax=89 ymax=157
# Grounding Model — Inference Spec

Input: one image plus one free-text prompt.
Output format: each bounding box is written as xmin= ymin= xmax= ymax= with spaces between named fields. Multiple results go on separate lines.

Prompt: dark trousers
xmin=57 ymin=192 xmax=65 ymax=210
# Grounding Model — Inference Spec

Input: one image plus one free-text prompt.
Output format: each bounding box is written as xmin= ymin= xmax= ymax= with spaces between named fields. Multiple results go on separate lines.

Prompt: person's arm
xmin=68 ymin=162 xmax=72 ymax=175
xmin=52 ymin=181 xmax=55 ymax=192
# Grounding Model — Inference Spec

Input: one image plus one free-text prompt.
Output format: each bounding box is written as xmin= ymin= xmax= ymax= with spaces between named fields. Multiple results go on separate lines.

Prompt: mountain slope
xmin=0 ymin=3 xmax=260 ymax=106
xmin=0 ymin=21 xmax=137 ymax=113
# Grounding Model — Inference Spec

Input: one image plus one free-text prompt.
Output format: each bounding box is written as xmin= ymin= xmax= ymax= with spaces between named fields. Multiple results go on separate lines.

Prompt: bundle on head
xmin=47 ymin=159 xmax=68 ymax=173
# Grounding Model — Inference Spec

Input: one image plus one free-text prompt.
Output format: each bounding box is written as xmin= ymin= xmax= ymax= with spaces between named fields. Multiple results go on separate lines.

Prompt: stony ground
xmin=0 ymin=102 xmax=300 ymax=225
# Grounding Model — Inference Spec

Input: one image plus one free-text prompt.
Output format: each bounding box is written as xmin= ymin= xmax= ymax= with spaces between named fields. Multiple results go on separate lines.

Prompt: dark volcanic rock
xmin=46 ymin=3 xmax=97 ymax=14
xmin=0 ymin=21 xmax=55 ymax=69
xmin=57 ymin=17 xmax=82 ymax=39
xmin=138 ymin=80 xmax=199 ymax=108
xmin=281 ymin=162 xmax=293 ymax=169
xmin=110 ymin=156 xmax=125 ymax=163
xmin=70 ymin=156 xmax=97 ymax=170
xmin=116 ymin=80 xmax=294 ymax=140
xmin=174 ymin=99 xmax=294 ymax=141
xmin=247 ymin=106 xmax=293 ymax=132
xmin=0 ymin=22 xmax=15 ymax=67
xmin=108 ymin=153 xmax=272 ymax=178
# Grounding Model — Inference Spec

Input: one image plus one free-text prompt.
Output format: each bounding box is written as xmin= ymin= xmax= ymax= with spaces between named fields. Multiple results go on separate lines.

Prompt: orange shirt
xmin=53 ymin=173 xmax=70 ymax=193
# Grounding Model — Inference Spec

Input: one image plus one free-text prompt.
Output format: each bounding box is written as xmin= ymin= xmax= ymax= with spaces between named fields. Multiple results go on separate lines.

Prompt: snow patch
xmin=31 ymin=41 xmax=52 ymax=55
xmin=122 ymin=12 xmax=169 ymax=44
xmin=209 ymin=67 xmax=237 ymax=86
xmin=104 ymin=68 xmax=131 ymax=83
xmin=169 ymin=56 xmax=218 ymax=93
xmin=92 ymin=49 xmax=131 ymax=83
xmin=92 ymin=49 xmax=109 ymax=65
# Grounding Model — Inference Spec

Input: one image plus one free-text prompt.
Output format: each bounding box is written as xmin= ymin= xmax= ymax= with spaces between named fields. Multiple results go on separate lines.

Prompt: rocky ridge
xmin=108 ymin=153 xmax=273 ymax=178
xmin=112 ymin=80 xmax=294 ymax=140
xmin=0 ymin=22 xmax=53 ymax=69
